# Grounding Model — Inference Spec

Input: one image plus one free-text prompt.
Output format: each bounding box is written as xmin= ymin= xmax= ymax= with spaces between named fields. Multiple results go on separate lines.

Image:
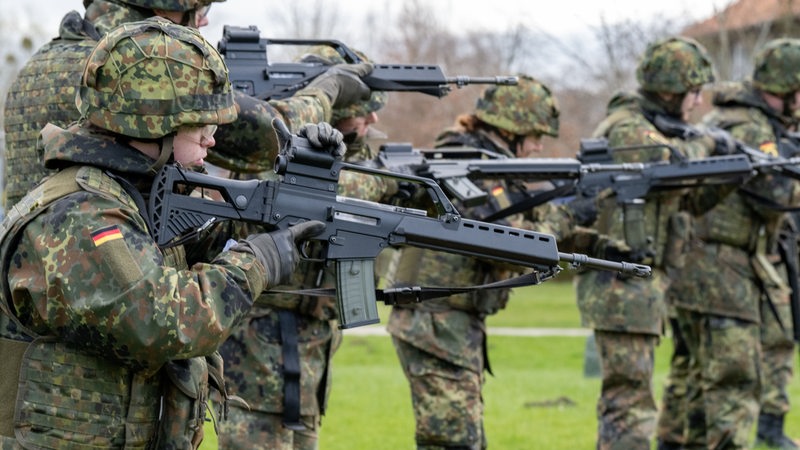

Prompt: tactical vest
xmin=3 ymin=35 xmax=98 ymax=207
xmin=591 ymin=108 xmax=682 ymax=269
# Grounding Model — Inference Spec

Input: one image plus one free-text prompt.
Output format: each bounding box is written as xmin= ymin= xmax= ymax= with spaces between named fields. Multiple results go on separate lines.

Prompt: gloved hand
xmin=298 ymin=122 xmax=347 ymax=158
xmin=305 ymin=63 xmax=373 ymax=108
xmin=565 ymin=196 xmax=598 ymax=227
xmin=232 ymin=221 xmax=326 ymax=286
xmin=706 ymin=127 xmax=738 ymax=156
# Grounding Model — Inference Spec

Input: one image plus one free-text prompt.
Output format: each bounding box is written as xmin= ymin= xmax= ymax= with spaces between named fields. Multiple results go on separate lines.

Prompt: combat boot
xmin=755 ymin=412 xmax=799 ymax=449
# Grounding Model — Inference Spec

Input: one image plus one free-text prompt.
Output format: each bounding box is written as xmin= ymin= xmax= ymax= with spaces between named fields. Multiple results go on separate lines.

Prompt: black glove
xmin=305 ymin=63 xmax=373 ymax=108
xmin=298 ymin=122 xmax=347 ymax=158
xmin=706 ymin=127 xmax=738 ymax=156
xmin=232 ymin=220 xmax=326 ymax=286
xmin=565 ymin=196 xmax=598 ymax=227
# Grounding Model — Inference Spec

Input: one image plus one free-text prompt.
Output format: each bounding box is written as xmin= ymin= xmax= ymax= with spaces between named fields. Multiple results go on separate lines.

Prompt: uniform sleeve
xmin=7 ymin=191 xmax=267 ymax=371
xmin=206 ymin=90 xmax=331 ymax=173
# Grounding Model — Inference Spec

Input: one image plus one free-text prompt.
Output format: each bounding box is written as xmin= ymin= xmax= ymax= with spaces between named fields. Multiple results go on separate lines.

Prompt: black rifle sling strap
xmin=271 ymin=270 xmax=558 ymax=305
xmin=278 ymin=310 xmax=305 ymax=430
xmin=481 ymin=183 xmax=575 ymax=223
xmin=777 ymin=220 xmax=800 ymax=342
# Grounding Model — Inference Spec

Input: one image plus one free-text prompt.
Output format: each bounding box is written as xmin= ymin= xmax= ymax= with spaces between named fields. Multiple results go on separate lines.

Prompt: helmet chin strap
xmin=148 ymin=134 xmax=175 ymax=174
xmin=179 ymin=9 xmax=196 ymax=27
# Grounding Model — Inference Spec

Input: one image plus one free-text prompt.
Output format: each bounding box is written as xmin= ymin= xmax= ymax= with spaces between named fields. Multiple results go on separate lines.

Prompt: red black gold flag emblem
xmin=91 ymin=225 xmax=123 ymax=246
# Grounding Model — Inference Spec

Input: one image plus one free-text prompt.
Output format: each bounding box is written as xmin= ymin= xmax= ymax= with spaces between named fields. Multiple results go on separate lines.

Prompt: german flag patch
xmin=91 ymin=225 xmax=124 ymax=247
xmin=759 ymin=141 xmax=779 ymax=157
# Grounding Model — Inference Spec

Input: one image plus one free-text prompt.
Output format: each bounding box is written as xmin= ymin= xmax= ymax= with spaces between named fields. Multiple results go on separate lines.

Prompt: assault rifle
xmin=377 ymin=143 xmax=647 ymax=206
xmin=148 ymin=120 xmax=651 ymax=328
xmin=375 ymin=142 xmax=761 ymax=209
xmin=217 ymin=25 xmax=518 ymax=100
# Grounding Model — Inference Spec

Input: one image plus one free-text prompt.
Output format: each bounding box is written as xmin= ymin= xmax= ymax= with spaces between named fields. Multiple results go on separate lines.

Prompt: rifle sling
xmin=269 ymin=271 xmax=555 ymax=304
xmin=277 ymin=310 xmax=305 ymax=431
xmin=777 ymin=234 xmax=800 ymax=342
xmin=481 ymin=183 xmax=575 ymax=223
xmin=739 ymin=187 xmax=800 ymax=212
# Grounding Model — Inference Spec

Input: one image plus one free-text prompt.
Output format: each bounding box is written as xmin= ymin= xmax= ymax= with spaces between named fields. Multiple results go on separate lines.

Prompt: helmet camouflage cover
xmin=636 ymin=36 xmax=715 ymax=94
xmin=117 ymin=0 xmax=225 ymax=12
xmin=77 ymin=17 xmax=236 ymax=139
xmin=474 ymin=74 xmax=559 ymax=137
xmin=300 ymin=45 xmax=388 ymax=123
xmin=752 ymin=38 xmax=800 ymax=95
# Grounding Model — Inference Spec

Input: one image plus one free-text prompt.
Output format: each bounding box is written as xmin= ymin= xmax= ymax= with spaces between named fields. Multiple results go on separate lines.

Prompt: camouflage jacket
xmin=3 ymin=0 xmax=330 ymax=208
xmin=670 ymin=82 xmax=800 ymax=321
xmin=575 ymin=90 xmax=719 ymax=334
xmin=1 ymin=123 xmax=266 ymax=370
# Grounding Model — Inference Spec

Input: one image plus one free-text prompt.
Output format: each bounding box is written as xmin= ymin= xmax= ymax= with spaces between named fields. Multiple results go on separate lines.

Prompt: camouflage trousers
xmin=676 ymin=308 xmax=761 ymax=450
xmin=656 ymin=317 xmax=691 ymax=446
xmin=216 ymin=405 xmax=320 ymax=450
xmin=594 ymin=330 xmax=658 ymax=450
xmin=392 ymin=336 xmax=486 ymax=450
xmin=759 ymin=296 xmax=796 ymax=417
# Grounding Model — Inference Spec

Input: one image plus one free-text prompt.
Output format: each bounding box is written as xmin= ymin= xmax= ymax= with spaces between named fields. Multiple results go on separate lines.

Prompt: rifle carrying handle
xmin=336 ymin=259 xmax=380 ymax=329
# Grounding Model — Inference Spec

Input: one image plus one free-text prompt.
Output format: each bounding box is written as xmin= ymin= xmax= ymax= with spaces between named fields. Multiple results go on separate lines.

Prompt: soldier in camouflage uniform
xmin=669 ymin=38 xmax=800 ymax=450
xmin=0 ymin=19 xmax=334 ymax=449
xmin=386 ymin=75 xmax=627 ymax=450
xmin=215 ymin=45 xmax=394 ymax=450
xmin=575 ymin=36 xmax=728 ymax=450
xmin=758 ymin=212 xmax=799 ymax=450
xmin=3 ymin=0 xmax=372 ymax=208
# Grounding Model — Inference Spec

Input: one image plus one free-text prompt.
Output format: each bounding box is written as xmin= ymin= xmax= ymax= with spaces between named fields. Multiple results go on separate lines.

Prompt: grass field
xmin=202 ymin=280 xmax=800 ymax=449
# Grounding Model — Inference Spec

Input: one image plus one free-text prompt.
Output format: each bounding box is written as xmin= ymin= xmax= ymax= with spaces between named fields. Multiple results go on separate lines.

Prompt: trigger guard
xmin=299 ymin=240 xmax=325 ymax=263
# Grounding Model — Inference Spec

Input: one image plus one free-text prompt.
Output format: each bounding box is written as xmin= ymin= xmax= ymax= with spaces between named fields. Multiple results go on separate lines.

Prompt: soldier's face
xmin=335 ymin=112 xmax=379 ymax=138
xmin=680 ymin=88 xmax=703 ymax=121
xmin=173 ymin=125 xmax=217 ymax=167
xmin=516 ymin=134 xmax=544 ymax=158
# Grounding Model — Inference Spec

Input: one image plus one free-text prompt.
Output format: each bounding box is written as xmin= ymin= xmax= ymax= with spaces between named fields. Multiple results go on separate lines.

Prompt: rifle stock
xmin=217 ymin=25 xmax=518 ymax=100
xmin=149 ymin=126 xmax=651 ymax=328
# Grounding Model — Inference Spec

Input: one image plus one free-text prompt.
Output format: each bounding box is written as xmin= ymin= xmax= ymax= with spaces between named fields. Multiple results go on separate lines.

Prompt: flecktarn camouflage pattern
xmin=77 ymin=17 xmax=236 ymax=139
xmin=474 ymin=75 xmax=559 ymax=136
xmin=636 ymin=36 xmax=715 ymax=94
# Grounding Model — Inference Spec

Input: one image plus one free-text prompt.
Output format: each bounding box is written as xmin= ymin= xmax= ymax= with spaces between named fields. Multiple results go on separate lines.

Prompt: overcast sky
xmin=5 ymin=0 xmax=731 ymax=46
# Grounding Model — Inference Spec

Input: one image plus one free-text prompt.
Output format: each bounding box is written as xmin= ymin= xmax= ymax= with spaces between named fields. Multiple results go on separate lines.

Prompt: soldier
xmin=386 ymin=75 xmax=625 ymax=450
xmin=3 ymin=0 xmax=372 ymax=207
xmin=758 ymin=213 xmax=799 ymax=450
xmin=0 ymin=19 xmax=334 ymax=448
xmin=670 ymin=38 xmax=800 ymax=450
xmin=215 ymin=45 xmax=393 ymax=450
xmin=575 ymin=36 xmax=728 ymax=450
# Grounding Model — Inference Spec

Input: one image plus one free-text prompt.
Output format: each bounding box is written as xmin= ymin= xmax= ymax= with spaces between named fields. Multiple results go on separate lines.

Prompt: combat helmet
xmin=753 ymin=38 xmax=800 ymax=95
xmin=474 ymin=75 xmax=559 ymax=137
xmin=77 ymin=17 xmax=237 ymax=140
xmin=114 ymin=0 xmax=224 ymax=11
xmin=300 ymin=45 xmax=388 ymax=124
xmin=636 ymin=36 xmax=715 ymax=94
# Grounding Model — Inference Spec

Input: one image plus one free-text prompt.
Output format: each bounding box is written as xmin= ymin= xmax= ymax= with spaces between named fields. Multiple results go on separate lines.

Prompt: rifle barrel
xmin=445 ymin=76 xmax=519 ymax=88
xmin=558 ymin=252 xmax=652 ymax=278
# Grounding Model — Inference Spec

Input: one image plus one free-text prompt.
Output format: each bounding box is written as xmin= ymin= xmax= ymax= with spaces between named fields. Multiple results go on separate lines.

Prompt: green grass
xmin=201 ymin=280 xmax=800 ymax=449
